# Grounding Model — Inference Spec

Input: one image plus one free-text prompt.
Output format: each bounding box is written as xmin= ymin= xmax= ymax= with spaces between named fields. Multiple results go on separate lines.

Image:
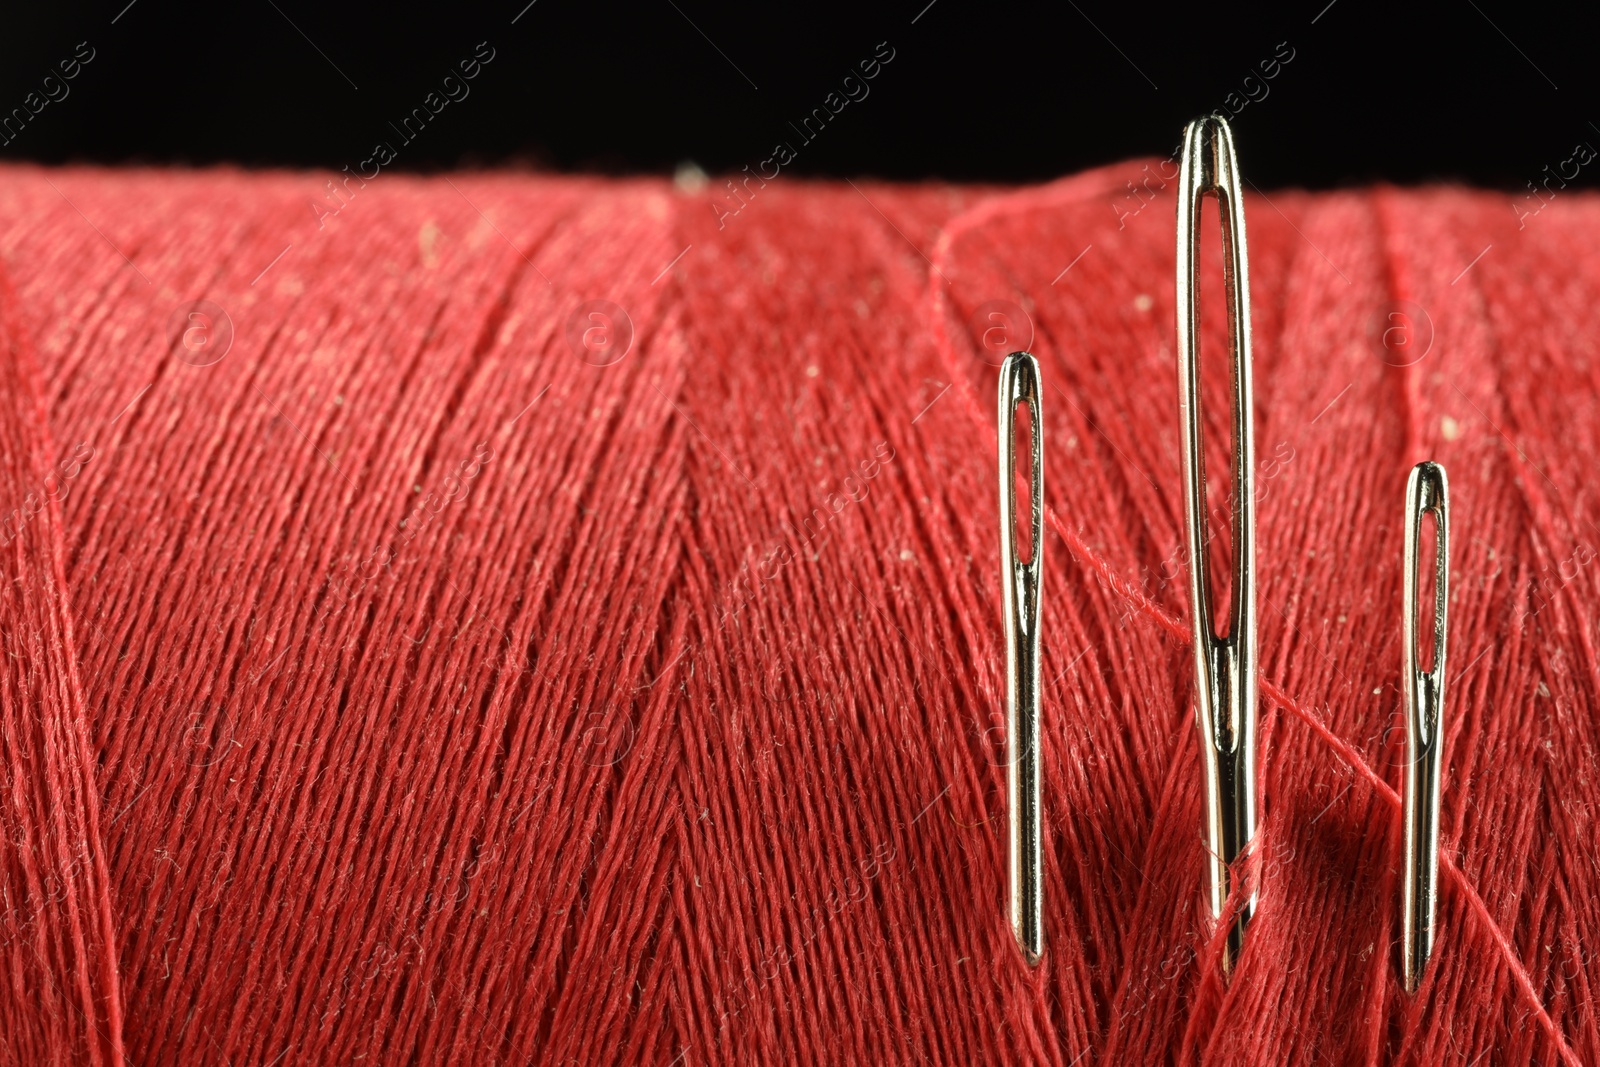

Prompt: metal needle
xmin=998 ymin=350 xmax=1044 ymax=964
xmin=1402 ymin=460 xmax=1449 ymax=993
xmin=1175 ymin=114 xmax=1259 ymax=972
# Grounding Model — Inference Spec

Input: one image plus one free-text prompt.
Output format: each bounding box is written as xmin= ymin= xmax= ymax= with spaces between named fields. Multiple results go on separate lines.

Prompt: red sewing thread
xmin=0 ymin=161 xmax=1595 ymax=1065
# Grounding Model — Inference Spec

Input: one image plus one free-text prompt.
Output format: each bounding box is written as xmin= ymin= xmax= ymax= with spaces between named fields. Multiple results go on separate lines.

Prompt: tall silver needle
xmin=1175 ymin=114 xmax=1259 ymax=973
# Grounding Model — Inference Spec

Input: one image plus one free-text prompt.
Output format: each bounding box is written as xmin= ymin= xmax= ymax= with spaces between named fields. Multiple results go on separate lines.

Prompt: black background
xmin=2 ymin=0 xmax=1596 ymax=189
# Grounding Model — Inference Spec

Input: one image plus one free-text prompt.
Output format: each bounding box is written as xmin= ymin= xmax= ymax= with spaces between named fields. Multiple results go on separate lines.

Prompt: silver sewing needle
xmin=1175 ymin=113 xmax=1259 ymax=973
xmin=1402 ymin=461 xmax=1449 ymax=993
xmin=999 ymin=350 xmax=1044 ymax=964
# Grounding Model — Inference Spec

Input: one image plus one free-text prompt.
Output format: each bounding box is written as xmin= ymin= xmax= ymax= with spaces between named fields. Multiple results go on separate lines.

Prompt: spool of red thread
xmin=0 ymin=160 xmax=1596 ymax=1065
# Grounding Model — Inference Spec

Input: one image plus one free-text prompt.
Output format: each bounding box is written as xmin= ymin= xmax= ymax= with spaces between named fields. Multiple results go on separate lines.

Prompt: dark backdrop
xmin=2 ymin=0 xmax=1596 ymax=189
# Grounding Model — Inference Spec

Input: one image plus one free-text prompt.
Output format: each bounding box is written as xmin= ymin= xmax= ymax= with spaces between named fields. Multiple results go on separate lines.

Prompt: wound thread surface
xmin=0 ymin=161 xmax=1596 ymax=1065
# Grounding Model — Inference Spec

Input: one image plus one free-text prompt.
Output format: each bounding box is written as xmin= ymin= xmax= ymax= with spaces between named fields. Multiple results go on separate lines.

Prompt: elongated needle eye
xmin=1401 ymin=460 xmax=1449 ymax=993
xmin=998 ymin=350 xmax=1044 ymax=964
xmin=1174 ymin=113 xmax=1259 ymax=974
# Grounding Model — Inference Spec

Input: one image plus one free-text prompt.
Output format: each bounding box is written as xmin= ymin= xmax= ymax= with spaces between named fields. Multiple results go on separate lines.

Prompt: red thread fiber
xmin=0 ymin=160 xmax=1597 ymax=1065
